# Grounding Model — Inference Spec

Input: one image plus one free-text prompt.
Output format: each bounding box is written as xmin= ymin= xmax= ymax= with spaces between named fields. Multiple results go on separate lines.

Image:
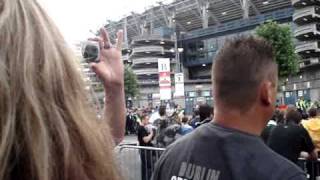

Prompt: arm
xmin=308 ymin=149 xmax=318 ymax=160
xmin=104 ymin=85 xmax=125 ymax=145
xmin=143 ymin=130 xmax=154 ymax=144
xmin=90 ymin=28 xmax=125 ymax=145
xmin=301 ymin=127 xmax=317 ymax=160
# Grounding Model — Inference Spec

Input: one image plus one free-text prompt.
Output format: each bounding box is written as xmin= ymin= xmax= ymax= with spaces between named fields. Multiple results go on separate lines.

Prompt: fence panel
xmin=298 ymin=159 xmax=320 ymax=180
xmin=116 ymin=145 xmax=165 ymax=180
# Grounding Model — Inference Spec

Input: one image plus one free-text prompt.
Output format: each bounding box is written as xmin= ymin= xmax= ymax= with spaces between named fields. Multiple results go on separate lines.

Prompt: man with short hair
xmin=196 ymin=104 xmax=213 ymax=128
xmin=152 ymin=37 xmax=306 ymax=180
xmin=268 ymin=109 xmax=317 ymax=164
xmin=137 ymin=115 xmax=155 ymax=180
xmin=180 ymin=116 xmax=194 ymax=135
xmin=153 ymin=105 xmax=171 ymax=147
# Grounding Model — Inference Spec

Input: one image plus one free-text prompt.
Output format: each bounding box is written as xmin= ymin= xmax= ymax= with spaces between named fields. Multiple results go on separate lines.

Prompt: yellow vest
xmin=302 ymin=117 xmax=320 ymax=151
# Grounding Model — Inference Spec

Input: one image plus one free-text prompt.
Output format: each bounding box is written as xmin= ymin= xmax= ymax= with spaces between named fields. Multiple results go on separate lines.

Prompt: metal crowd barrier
xmin=116 ymin=145 xmax=320 ymax=180
xmin=298 ymin=158 xmax=320 ymax=180
xmin=116 ymin=145 xmax=165 ymax=180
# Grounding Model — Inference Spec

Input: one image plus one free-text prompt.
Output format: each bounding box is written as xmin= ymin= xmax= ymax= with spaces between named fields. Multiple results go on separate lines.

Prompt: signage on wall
xmin=158 ymin=58 xmax=172 ymax=100
xmin=174 ymin=73 xmax=185 ymax=97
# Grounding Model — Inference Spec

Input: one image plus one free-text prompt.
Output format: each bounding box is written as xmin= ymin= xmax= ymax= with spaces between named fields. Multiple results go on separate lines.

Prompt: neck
xmin=213 ymin=107 xmax=266 ymax=136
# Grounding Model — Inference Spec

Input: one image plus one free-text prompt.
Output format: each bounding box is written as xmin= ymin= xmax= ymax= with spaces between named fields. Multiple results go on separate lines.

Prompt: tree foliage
xmin=255 ymin=21 xmax=299 ymax=77
xmin=124 ymin=65 xmax=139 ymax=98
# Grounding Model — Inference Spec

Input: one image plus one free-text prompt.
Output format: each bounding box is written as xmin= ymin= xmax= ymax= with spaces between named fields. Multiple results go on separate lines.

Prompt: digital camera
xmin=82 ymin=41 xmax=100 ymax=63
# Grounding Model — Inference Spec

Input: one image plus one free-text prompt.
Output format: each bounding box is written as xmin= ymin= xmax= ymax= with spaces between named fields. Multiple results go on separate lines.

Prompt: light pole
xmin=174 ymin=32 xmax=184 ymax=73
xmin=177 ymin=47 xmax=184 ymax=73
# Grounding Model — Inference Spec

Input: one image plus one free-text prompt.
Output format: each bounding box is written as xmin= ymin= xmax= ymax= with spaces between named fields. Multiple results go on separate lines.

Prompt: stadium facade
xmin=104 ymin=0 xmax=320 ymax=112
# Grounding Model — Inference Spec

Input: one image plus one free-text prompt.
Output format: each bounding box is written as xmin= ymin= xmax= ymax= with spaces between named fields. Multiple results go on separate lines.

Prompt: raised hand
xmin=90 ymin=28 xmax=124 ymax=88
xmin=89 ymin=28 xmax=126 ymax=144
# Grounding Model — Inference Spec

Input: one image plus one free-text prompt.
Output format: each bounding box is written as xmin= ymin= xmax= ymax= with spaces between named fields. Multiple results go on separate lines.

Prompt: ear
xmin=260 ymin=81 xmax=273 ymax=106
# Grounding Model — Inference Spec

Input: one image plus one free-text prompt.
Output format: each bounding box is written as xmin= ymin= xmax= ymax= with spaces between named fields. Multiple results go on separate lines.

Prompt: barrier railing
xmin=117 ymin=145 xmax=165 ymax=180
xmin=298 ymin=158 xmax=320 ymax=180
xmin=116 ymin=144 xmax=320 ymax=180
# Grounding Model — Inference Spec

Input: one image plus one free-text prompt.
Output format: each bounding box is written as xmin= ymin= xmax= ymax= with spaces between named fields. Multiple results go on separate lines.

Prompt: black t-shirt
xmin=261 ymin=124 xmax=276 ymax=143
xmin=152 ymin=123 xmax=306 ymax=180
xmin=267 ymin=123 xmax=315 ymax=164
xmin=137 ymin=125 xmax=153 ymax=147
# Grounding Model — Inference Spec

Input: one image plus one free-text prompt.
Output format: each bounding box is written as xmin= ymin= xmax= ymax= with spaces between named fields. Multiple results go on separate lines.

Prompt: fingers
xmin=90 ymin=28 xmax=123 ymax=51
xmin=89 ymin=62 xmax=101 ymax=75
xmin=116 ymin=30 xmax=124 ymax=50
xmin=100 ymin=28 xmax=111 ymax=48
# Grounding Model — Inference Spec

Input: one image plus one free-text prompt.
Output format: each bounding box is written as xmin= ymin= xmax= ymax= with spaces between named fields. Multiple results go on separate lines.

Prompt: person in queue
xmin=137 ymin=114 xmax=155 ymax=180
xmin=180 ymin=116 xmax=194 ymax=135
xmin=152 ymin=37 xmax=307 ymax=180
xmin=0 ymin=0 xmax=125 ymax=179
xmin=267 ymin=109 xmax=317 ymax=164
xmin=302 ymin=108 xmax=320 ymax=152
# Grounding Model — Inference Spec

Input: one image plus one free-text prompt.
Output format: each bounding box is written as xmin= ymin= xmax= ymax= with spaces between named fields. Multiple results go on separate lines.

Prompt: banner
xmin=158 ymin=58 xmax=171 ymax=100
xmin=174 ymin=73 xmax=185 ymax=97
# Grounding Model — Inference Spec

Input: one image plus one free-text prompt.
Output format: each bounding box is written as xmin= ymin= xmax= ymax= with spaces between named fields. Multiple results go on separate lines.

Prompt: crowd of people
xmin=3 ymin=0 xmax=320 ymax=180
xmin=125 ymin=103 xmax=214 ymax=147
xmin=127 ymin=104 xmax=213 ymax=180
xmin=262 ymin=107 xmax=320 ymax=163
xmin=130 ymin=101 xmax=320 ymax=179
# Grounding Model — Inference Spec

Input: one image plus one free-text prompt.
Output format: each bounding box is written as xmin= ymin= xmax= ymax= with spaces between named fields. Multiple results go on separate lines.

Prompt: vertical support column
xmin=201 ymin=1 xmax=209 ymax=29
xmin=169 ymin=16 xmax=174 ymax=29
xmin=240 ymin=0 xmax=249 ymax=19
xmin=174 ymin=33 xmax=179 ymax=72
xmin=200 ymin=1 xmax=209 ymax=61
xmin=123 ymin=17 xmax=129 ymax=48
xmin=140 ymin=21 xmax=148 ymax=35
xmin=150 ymin=21 xmax=154 ymax=35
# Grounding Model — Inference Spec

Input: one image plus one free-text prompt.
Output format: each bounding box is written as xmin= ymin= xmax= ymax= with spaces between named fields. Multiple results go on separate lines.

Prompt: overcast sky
xmin=38 ymin=0 xmax=173 ymax=43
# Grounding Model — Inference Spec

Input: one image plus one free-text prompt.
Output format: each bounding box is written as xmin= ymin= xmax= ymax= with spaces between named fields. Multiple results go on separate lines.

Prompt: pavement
xmin=120 ymin=134 xmax=138 ymax=145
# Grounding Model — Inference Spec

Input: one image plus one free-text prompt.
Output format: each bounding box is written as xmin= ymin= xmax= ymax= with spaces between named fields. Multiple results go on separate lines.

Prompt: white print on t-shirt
xmin=171 ymin=162 xmax=220 ymax=180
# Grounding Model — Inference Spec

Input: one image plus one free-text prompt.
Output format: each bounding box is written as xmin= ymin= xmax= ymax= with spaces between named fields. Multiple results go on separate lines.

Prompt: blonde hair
xmin=0 ymin=0 xmax=121 ymax=179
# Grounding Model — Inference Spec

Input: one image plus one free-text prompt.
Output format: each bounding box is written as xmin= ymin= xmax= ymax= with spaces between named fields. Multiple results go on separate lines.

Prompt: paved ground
xmin=120 ymin=135 xmax=138 ymax=145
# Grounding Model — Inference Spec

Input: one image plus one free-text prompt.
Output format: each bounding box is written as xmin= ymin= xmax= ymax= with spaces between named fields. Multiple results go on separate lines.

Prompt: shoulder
xmin=294 ymin=125 xmax=310 ymax=136
xmin=156 ymin=124 xmax=209 ymax=159
xmin=259 ymin=147 xmax=305 ymax=178
xmin=153 ymin=133 xmax=196 ymax=174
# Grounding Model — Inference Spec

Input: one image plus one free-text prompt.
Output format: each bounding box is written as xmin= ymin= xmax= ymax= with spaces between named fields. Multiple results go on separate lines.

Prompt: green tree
xmin=255 ymin=21 xmax=299 ymax=78
xmin=124 ymin=65 xmax=139 ymax=98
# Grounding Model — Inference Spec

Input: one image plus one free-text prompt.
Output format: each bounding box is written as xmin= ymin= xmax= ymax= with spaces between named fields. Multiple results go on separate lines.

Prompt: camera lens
xmin=83 ymin=52 xmax=88 ymax=58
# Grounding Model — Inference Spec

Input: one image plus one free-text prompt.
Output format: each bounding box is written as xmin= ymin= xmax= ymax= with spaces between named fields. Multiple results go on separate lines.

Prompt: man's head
xmin=199 ymin=104 xmax=212 ymax=121
xmin=159 ymin=105 xmax=166 ymax=117
xmin=285 ymin=109 xmax=302 ymax=124
xmin=308 ymin=108 xmax=318 ymax=118
xmin=274 ymin=109 xmax=285 ymax=124
xmin=213 ymin=36 xmax=277 ymax=122
xmin=141 ymin=114 xmax=150 ymax=126
xmin=181 ymin=116 xmax=189 ymax=124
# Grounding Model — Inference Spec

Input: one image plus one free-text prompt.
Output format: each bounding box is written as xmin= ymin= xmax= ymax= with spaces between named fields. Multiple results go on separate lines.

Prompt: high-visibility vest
xmin=296 ymin=100 xmax=307 ymax=110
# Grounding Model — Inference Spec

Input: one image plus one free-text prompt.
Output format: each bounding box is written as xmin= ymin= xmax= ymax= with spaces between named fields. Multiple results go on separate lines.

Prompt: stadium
xmin=104 ymin=0 xmax=320 ymax=113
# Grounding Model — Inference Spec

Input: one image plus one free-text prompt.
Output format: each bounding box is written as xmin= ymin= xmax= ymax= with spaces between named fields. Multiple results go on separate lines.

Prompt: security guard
xmin=296 ymin=97 xmax=307 ymax=112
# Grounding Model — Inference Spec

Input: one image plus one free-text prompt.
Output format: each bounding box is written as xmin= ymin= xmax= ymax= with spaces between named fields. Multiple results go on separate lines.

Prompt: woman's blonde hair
xmin=0 ymin=0 xmax=121 ymax=179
